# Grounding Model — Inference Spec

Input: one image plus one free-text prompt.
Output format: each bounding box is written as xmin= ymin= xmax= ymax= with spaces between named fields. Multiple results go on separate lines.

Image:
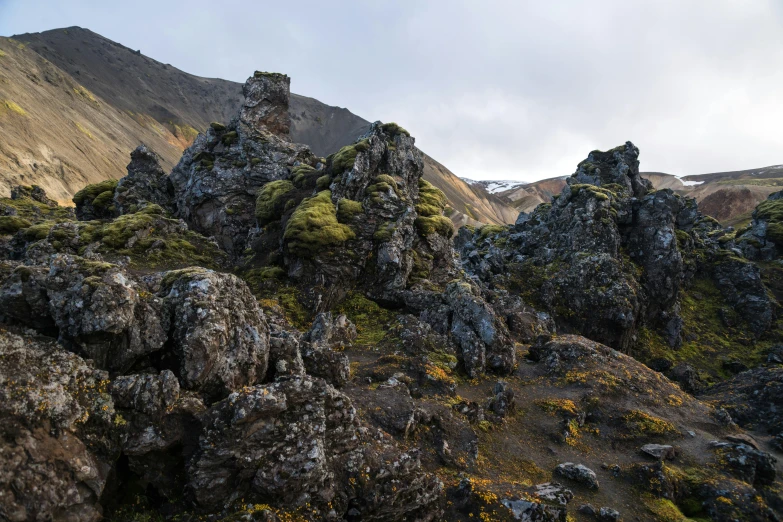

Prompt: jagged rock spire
xmin=568 ymin=141 xmax=651 ymax=198
xmin=240 ymin=71 xmax=292 ymax=135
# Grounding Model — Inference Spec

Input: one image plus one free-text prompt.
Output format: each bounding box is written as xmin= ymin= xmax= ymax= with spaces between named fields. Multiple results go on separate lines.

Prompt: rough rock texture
xmin=112 ymin=144 xmax=174 ymax=215
xmin=458 ymin=141 xmax=775 ymax=353
xmin=161 ymin=268 xmax=270 ymax=400
xmin=169 ymin=72 xmax=316 ymax=255
xmin=188 ymin=375 xmax=443 ymax=520
xmin=734 ymin=190 xmax=783 ymax=261
xmin=10 ymin=184 xmax=59 ymax=206
xmin=701 ymin=366 xmax=783 ymax=441
xmin=0 ymin=329 xmax=118 ymax=522
xmin=554 ymin=463 xmax=599 ymax=489
xmin=0 ymin=254 xmax=167 ymax=372
xmin=300 ymin=312 xmax=353 ymax=386
xmin=708 ymin=440 xmax=777 ymax=487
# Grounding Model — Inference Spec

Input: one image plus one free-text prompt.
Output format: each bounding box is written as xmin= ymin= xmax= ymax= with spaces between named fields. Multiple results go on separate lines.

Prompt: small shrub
xmin=380 ymin=122 xmax=410 ymax=137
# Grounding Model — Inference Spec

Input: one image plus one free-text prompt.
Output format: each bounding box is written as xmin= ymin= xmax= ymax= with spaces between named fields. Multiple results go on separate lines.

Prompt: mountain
xmin=0 ymin=27 xmax=516 ymax=225
xmin=466 ymin=166 xmax=783 ymax=226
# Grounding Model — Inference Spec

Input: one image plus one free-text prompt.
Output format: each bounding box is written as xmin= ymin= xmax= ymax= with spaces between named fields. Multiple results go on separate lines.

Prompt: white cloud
xmin=1 ymin=0 xmax=781 ymax=181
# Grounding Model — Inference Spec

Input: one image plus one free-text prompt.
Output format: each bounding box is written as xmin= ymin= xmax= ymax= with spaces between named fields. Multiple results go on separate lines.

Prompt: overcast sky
xmin=1 ymin=0 xmax=782 ymax=182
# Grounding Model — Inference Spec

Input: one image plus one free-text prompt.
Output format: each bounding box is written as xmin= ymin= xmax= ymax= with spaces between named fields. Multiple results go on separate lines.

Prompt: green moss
xmin=91 ymin=190 xmax=115 ymax=210
xmin=255 ymin=180 xmax=295 ymax=225
xmin=221 ymin=131 xmax=238 ymax=146
xmin=374 ymin=222 xmax=397 ymax=242
xmin=380 ymin=122 xmax=410 ymax=137
xmin=478 ymin=224 xmax=506 ymax=241
xmin=330 ymin=139 xmax=369 ymax=173
xmin=336 ymin=198 xmax=363 ymax=223
xmin=292 ymin=164 xmax=318 ymax=188
xmin=643 ymin=497 xmax=690 ymax=522
xmin=316 ymin=174 xmax=332 ymax=191
xmin=284 ymin=190 xmax=355 ymax=256
xmin=766 ymin=222 xmax=783 ymax=244
xmin=73 ymin=179 xmax=119 ymax=206
xmin=415 ymin=215 xmax=454 ymax=237
xmin=570 ymin=183 xmax=614 ymax=201
xmin=620 ymin=410 xmax=677 ymax=440
xmin=675 ymin=229 xmax=691 ymax=248
xmin=20 ymin=221 xmax=55 ymax=241
xmin=416 ymin=179 xmax=447 ymax=217
xmin=0 ymin=216 xmax=32 ymax=235
xmin=336 ymin=292 xmax=396 ymax=346
xmin=210 ymin=122 xmax=226 ymax=131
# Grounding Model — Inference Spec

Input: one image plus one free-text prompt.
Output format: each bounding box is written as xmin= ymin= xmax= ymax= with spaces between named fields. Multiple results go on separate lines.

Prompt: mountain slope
xmin=3 ymin=27 xmax=517 ymax=225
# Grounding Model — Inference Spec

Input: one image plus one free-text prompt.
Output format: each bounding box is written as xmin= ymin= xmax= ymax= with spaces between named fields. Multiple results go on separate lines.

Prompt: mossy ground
xmin=336 ymin=292 xmax=396 ymax=346
xmin=636 ymin=277 xmax=779 ymax=383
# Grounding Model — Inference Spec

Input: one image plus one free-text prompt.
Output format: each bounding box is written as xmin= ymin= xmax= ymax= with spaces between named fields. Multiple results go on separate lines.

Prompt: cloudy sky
xmin=1 ymin=0 xmax=781 ymax=182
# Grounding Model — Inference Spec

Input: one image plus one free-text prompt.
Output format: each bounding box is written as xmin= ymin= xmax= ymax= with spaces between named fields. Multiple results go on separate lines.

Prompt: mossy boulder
xmin=284 ymin=191 xmax=355 ymax=256
xmin=73 ymin=179 xmax=119 ymax=220
xmin=329 ymin=139 xmax=369 ymax=174
xmin=255 ymin=180 xmax=295 ymax=226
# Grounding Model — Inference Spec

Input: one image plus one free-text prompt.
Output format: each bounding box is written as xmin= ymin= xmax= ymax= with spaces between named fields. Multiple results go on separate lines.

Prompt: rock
xmin=569 ymin=141 xmax=650 ymax=198
xmin=500 ymin=498 xmax=567 ymax=522
xmin=768 ymin=345 xmax=783 ymax=364
xmin=487 ymin=380 xmax=516 ymax=417
xmin=113 ymin=144 xmax=175 ymax=215
xmin=725 ymin=433 xmax=761 ymax=450
xmin=701 ymin=366 xmax=783 ymax=442
xmin=598 ymin=507 xmax=621 ymax=522
xmin=298 ymin=312 xmax=353 ymax=387
xmin=10 ymin=184 xmax=59 ymax=207
xmin=533 ymin=482 xmax=573 ymax=506
xmin=554 ymin=462 xmax=599 ymax=489
xmin=578 ymin=504 xmax=596 ymax=516
xmin=712 ymin=255 xmax=774 ymax=337
xmin=708 ymin=440 xmax=777 ymax=487
xmin=640 ymin=443 xmax=676 ymax=460
xmin=161 ymin=268 xmax=270 ymax=400
xmin=188 ymin=375 xmax=442 ymax=519
xmin=41 ymin=254 xmax=167 ymax=372
xmin=669 ymin=363 xmax=703 ymax=394
xmin=0 ymin=329 xmax=118 ymax=522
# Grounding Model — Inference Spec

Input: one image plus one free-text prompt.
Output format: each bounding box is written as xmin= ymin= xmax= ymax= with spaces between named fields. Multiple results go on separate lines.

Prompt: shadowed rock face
xmin=458 ymin=142 xmax=776 ymax=352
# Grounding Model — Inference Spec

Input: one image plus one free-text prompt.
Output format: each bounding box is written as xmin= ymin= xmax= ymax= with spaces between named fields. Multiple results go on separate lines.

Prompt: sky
xmin=1 ymin=0 xmax=782 ymax=182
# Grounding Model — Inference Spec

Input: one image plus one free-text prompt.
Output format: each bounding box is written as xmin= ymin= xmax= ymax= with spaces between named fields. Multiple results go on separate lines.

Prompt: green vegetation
xmin=636 ymin=277 xmax=773 ymax=381
xmin=330 ymin=139 xmax=369 ymax=173
xmin=284 ymin=190 xmax=355 ymax=256
xmin=221 ymin=131 xmax=238 ymax=146
xmin=478 ymin=224 xmax=506 ymax=241
xmin=620 ymin=410 xmax=677 ymax=440
xmin=336 ymin=198 xmax=363 ymax=223
xmin=718 ymin=177 xmax=783 ymax=187
xmin=75 ymin=121 xmax=93 ymax=139
xmin=380 ymin=122 xmax=410 ymax=137
xmin=374 ymin=222 xmax=397 ymax=242
xmin=416 ymin=179 xmax=447 ymax=216
xmin=173 ymin=123 xmax=199 ymax=144
xmin=255 ymin=180 xmax=295 ymax=226
xmin=292 ymin=164 xmax=318 ymax=188
xmin=210 ymin=122 xmax=226 ymax=132
xmin=569 ymin=183 xmax=615 ymax=201
xmin=316 ymin=174 xmax=332 ymax=191
xmin=415 ymin=215 xmax=454 ymax=237
xmin=336 ymin=292 xmax=396 ymax=346
xmin=92 ymin=190 xmax=115 ymax=210
xmin=73 ymin=179 xmax=118 ymax=206
xmin=73 ymin=85 xmax=98 ymax=104
xmin=0 ymin=216 xmax=32 ymax=235
xmin=643 ymin=496 xmax=693 ymax=522
xmin=1 ymin=100 xmax=27 ymax=116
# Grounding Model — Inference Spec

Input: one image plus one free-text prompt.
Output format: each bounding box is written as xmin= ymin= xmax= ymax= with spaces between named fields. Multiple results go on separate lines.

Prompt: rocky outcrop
xmin=188 ymin=375 xmax=443 ymax=520
xmin=169 ymin=72 xmax=316 ymax=255
xmin=734 ymin=190 xmax=783 ymax=261
xmin=112 ymin=144 xmax=174 ymax=215
xmin=459 ymin=142 xmax=776 ymax=352
xmin=160 ymin=268 xmax=270 ymax=400
xmin=0 ymin=329 xmax=118 ymax=522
